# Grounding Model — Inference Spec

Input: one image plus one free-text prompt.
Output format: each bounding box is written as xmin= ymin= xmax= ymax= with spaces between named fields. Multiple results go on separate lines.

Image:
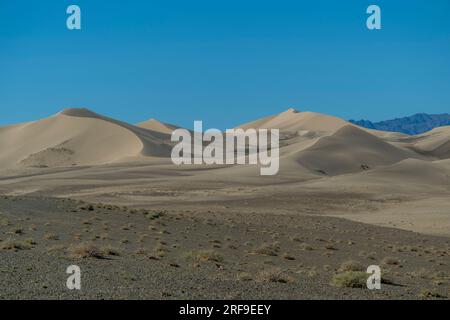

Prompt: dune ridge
xmin=238 ymin=108 xmax=349 ymax=134
xmin=137 ymin=118 xmax=180 ymax=134
xmin=0 ymin=108 xmax=172 ymax=168
xmin=0 ymin=107 xmax=448 ymax=177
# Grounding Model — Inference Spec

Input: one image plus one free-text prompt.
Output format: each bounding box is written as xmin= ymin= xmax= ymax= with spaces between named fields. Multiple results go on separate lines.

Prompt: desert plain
xmin=0 ymin=108 xmax=448 ymax=299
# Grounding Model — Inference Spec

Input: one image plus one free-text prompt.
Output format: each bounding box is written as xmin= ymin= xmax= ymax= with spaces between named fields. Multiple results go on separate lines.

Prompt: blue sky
xmin=1 ymin=0 xmax=449 ymax=129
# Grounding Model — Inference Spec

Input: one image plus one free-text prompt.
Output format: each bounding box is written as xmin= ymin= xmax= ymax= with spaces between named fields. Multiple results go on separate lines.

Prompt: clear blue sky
xmin=1 ymin=0 xmax=449 ymax=129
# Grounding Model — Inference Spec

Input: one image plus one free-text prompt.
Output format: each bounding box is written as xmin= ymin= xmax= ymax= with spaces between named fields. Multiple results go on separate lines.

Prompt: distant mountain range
xmin=349 ymin=113 xmax=450 ymax=135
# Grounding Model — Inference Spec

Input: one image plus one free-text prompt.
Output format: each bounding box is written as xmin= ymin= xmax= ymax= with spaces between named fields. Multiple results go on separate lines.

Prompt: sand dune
xmin=367 ymin=158 xmax=450 ymax=186
xmin=0 ymin=107 xmax=449 ymax=177
xmin=0 ymin=108 xmax=172 ymax=169
xmin=237 ymin=108 xmax=349 ymax=135
xmin=291 ymin=125 xmax=411 ymax=175
xmin=137 ymin=118 xmax=180 ymax=134
xmin=406 ymin=126 xmax=450 ymax=159
xmin=0 ymin=107 xmax=449 ymax=238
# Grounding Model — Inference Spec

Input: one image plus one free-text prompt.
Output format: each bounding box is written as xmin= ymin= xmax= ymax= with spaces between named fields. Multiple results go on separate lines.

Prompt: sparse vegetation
xmin=420 ymin=289 xmax=447 ymax=299
xmin=282 ymin=253 xmax=295 ymax=260
xmin=237 ymin=272 xmax=253 ymax=281
xmin=325 ymin=244 xmax=337 ymax=250
xmin=68 ymin=243 xmax=106 ymax=259
xmin=10 ymin=228 xmax=23 ymax=235
xmin=253 ymin=243 xmax=279 ymax=256
xmin=24 ymin=238 xmax=37 ymax=245
xmin=153 ymin=241 xmax=167 ymax=258
xmin=185 ymin=250 xmax=224 ymax=263
xmin=331 ymin=271 xmax=368 ymax=288
xmin=146 ymin=211 xmax=166 ymax=220
xmin=338 ymin=260 xmax=365 ymax=272
xmin=0 ymin=218 xmax=11 ymax=227
xmin=256 ymin=268 xmax=295 ymax=284
xmin=43 ymin=233 xmax=59 ymax=240
xmin=299 ymin=243 xmax=313 ymax=251
xmin=102 ymin=246 xmax=121 ymax=256
xmin=0 ymin=238 xmax=32 ymax=250
xmin=382 ymin=256 xmax=400 ymax=266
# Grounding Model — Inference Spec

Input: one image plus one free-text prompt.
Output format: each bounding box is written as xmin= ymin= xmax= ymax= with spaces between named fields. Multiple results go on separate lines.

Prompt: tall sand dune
xmin=407 ymin=126 xmax=450 ymax=159
xmin=292 ymin=125 xmax=410 ymax=175
xmin=237 ymin=108 xmax=349 ymax=134
xmin=0 ymin=108 xmax=172 ymax=168
xmin=0 ymin=107 xmax=447 ymax=176
xmin=137 ymin=118 xmax=180 ymax=135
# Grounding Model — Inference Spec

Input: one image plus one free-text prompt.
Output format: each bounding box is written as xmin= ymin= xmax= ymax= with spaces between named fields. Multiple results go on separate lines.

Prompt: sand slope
xmin=238 ymin=108 xmax=349 ymax=134
xmin=372 ymin=158 xmax=450 ymax=183
xmin=137 ymin=118 xmax=180 ymax=134
xmin=1 ymin=107 xmax=449 ymax=177
xmin=291 ymin=125 xmax=411 ymax=175
xmin=0 ymin=108 xmax=172 ymax=168
xmin=236 ymin=108 xmax=449 ymax=176
xmin=407 ymin=126 xmax=450 ymax=159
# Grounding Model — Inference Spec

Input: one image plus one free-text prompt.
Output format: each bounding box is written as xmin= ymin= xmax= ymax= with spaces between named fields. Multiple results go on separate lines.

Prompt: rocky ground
xmin=0 ymin=196 xmax=448 ymax=299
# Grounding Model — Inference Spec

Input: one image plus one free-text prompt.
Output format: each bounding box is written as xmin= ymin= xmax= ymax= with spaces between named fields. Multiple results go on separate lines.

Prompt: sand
xmin=0 ymin=108 xmax=173 ymax=169
xmin=0 ymin=107 xmax=448 ymax=299
xmin=137 ymin=118 xmax=180 ymax=134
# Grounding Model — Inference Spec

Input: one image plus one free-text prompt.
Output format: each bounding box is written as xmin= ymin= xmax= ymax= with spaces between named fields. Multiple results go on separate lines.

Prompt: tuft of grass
xmin=282 ymin=253 xmax=296 ymax=260
xmin=10 ymin=228 xmax=24 ymax=235
xmin=68 ymin=243 xmax=106 ymax=259
xmin=420 ymin=289 xmax=447 ymax=299
xmin=24 ymin=238 xmax=37 ymax=246
xmin=102 ymin=246 xmax=121 ymax=256
xmin=146 ymin=211 xmax=166 ymax=220
xmin=0 ymin=238 xmax=32 ymax=251
xmin=331 ymin=271 xmax=368 ymax=288
xmin=256 ymin=268 xmax=295 ymax=284
xmin=237 ymin=272 xmax=253 ymax=281
xmin=290 ymin=236 xmax=303 ymax=242
xmin=43 ymin=233 xmax=59 ymax=241
xmin=431 ymin=271 xmax=450 ymax=281
xmin=46 ymin=245 xmax=66 ymax=254
xmin=185 ymin=250 xmax=224 ymax=263
xmin=299 ymin=243 xmax=313 ymax=251
xmin=325 ymin=244 xmax=338 ymax=251
xmin=153 ymin=242 xmax=167 ymax=258
xmin=382 ymin=256 xmax=400 ymax=266
xmin=76 ymin=204 xmax=95 ymax=211
xmin=0 ymin=218 xmax=11 ymax=227
xmin=121 ymin=224 xmax=133 ymax=231
xmin=253 ymin=243 xmax=279 ymax=256
xmin=338 ymin=260 xmax=365 ymax=272
xmin=134 ymin=248 xmax=150 ymax=255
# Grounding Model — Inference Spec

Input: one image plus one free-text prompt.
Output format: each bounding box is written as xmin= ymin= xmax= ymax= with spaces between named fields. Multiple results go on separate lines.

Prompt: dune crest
xmin=291 ymin=125 xmax=410 ymax=175
xmin=407 ymin=126 xmax=450 ymax=159
xmin=137 ymin=118 xmax=180 ymax=134
xmin=0 ymin=108 xmax=172 ymax=168
xmin=59 ymin=107 xmax=101 ymax=118
xmin=0 ymin=107 xmax=449 ymax=176
xmin=237 ymin=108 xmax=349 ymax=134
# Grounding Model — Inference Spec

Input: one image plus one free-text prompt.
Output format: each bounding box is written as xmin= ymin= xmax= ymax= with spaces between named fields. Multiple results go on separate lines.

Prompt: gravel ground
xmin=0 ymin=196 xmax=448 ymax=300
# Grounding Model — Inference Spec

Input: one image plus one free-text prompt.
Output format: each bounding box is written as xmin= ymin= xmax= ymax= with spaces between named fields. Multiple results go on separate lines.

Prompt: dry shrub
xmin=185 ymin=250 xmax=223 ymax=263
xmin=338 ymin=260 xmax=365 ymax=272
xmin=68 ymin=243 xmax=106 ymax=259
xmin=256 ymin=268 xmax=295 ymax=284
xmin=0 ymin=238 xmax=31 ymax=251
xmin=331 ymin=271 xmax=367 ymax=288
xmin=253 ymin=243 xmax=279 ymax=256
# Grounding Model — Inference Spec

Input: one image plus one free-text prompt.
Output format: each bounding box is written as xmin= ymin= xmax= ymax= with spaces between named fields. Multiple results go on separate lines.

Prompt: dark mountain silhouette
xmin=349 ymin=113 xmax=450 ymax=135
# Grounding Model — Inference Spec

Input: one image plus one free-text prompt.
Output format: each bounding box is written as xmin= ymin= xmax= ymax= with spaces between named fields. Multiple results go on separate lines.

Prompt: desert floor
xmin=0 ymin=161 xmax=448 ymax=299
